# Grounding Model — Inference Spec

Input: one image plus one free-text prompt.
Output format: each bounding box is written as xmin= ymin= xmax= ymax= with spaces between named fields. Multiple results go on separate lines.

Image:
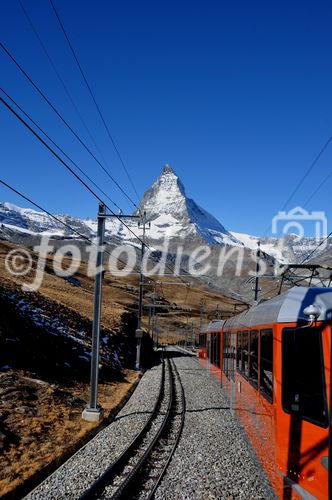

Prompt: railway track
xmin=80 ymin=352 xmax=185 ymax=500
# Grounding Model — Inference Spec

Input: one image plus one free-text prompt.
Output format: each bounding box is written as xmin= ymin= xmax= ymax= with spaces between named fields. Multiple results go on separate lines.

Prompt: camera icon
xmin=272 ymin=206 xmax=327 ymax=244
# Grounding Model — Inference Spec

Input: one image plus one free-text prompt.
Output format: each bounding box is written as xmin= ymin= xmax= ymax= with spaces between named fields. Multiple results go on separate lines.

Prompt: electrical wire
xmin=281 ymin=133 xmax=332 ymax=211
xmin=0 ymin=93 xmax=146 ymax=245
xmin=0 ymin=179 xmax=93 ymax=244
xmin=0 ymin=41 xmax=138 ymax=210
xmin=0 ymin=178 xmax=138 ymax=271
xmin=0 ymin=86 xmax=121 ymax=211
xmin=0 ymin=45 xmax=237 ymax=293
xmin=49 ymin=0 xmax=141 ymax=204
xmin=0 ymin=87 xmax=191 ymax=286
xmin=303 ymin=170 xmax=332 ymax=207
xmin=300 ymin=230 xmax=332 ymax=264
xmin=18 ymin=0 xmax=111 ymax=173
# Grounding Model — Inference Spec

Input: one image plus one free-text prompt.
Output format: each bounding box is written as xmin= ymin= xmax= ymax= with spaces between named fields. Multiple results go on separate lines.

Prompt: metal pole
xmin=155 ymin=314 xmax=159 ymax=348
xmin=278 ymin=274 xmax=285 ymax=295
xmin=148 ymin=306 xmax=151 ymax=337
xmin=151 ymin=305 xmax=155 ymax=344
xmin=192 ymin=321 xmax=194 ymax=348
xmin=200 ymin=299 xmax=204 ymax=332
xmin=135 ymin=211 xmax=147 ymax=370
xmin=254 ymin=241 xmax=261 ymax=302
xmin=82 ymin=203 xmax=105 ymax=422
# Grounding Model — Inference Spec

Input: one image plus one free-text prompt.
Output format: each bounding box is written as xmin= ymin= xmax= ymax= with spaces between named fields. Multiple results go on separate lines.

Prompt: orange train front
xmin=198 ymin=287 xmax=331 ymax=500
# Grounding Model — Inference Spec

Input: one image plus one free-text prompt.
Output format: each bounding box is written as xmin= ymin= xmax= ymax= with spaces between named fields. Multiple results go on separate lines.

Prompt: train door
xmin=275 ymin=323 xmax=330 ymax=499
xmin=229 ymin=332 xmax=237 ymax=415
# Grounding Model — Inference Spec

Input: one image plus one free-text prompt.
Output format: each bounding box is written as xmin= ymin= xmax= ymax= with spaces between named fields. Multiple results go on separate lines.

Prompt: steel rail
xmin=146 ymin=358 xmax=186 ymax=499
xmin=80 ymin=350 xmax=186 ymax=500
xmin=79 ymin=349 xmax=166 ymax=500
xmin=110 ymin=357 xmax=175 ymax=499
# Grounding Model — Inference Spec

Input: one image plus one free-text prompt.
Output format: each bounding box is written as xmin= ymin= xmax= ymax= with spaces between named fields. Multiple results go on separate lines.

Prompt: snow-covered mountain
xmin=231 ymin=231 xmax=332 ymax=264
xmin=138 ymin=165 xmax=241 ymax=246
xmin=0 ymin=166 xmax=243 ymax=248
xmin=0 ymin=165 xmax=330 ymax=264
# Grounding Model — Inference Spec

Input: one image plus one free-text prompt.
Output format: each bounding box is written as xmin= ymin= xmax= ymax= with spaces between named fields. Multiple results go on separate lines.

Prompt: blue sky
xmin=1 ymin=0 xmax=332 ymax=236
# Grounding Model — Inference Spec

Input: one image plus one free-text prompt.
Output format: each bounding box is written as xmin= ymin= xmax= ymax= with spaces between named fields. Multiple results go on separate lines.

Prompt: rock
xmin=0 ymin=430 xmax=7 ymax=450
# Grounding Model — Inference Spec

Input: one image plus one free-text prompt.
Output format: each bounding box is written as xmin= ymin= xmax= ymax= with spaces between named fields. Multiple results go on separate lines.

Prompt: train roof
xmin=206 ymin=320 xmax=225 ymax=331
xmin=224 ymin=287 xmax=332 ymax=329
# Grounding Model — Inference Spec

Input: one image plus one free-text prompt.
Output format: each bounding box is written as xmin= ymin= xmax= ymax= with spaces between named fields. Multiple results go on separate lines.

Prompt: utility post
xmin=136 ymin=211 xmax=150 ymax=370
xmin=150 ymin=280 xmax=157 ymax=346
xmin=253 ymin=241 xmax=261 ymax=302
xmin=200 ymin=298 xmax=205 ymax=332
xmin=151 ymin=305 xmax=155 ymax=343
xmin=191 ymin=321 xmax=194 ymax=349
xmin=82 ymin=206 xmax=149 ymax=421
xmin=82 ymin=203 xmax=106 ymax=422
xmin=155 ymin=313 xmax=159 ymax=348
xmin=148 ymin=305 xmax=151 ymax=337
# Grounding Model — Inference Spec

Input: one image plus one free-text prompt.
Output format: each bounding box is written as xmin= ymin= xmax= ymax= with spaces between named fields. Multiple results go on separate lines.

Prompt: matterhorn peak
xmin=162 ymin=163 xmax=175 ymax=175
xmin=137 ymin=164 xmax=241 ymax=247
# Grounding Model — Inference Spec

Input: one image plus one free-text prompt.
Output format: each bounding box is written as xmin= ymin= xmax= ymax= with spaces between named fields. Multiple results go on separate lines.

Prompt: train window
xmin=222 ymin=333 xmax=226 ymax=375
xmin=236 ymin=331 xmax=242 ymax=370
xmin=222 ymin=332 xmax=230 ymax=379
xmin=213 ymin=333 xmax=217 ymax=366
xmin=230 ymin=336 xmax=236 ymax=382
xmin=260 ymin=329 xmax=273 ymax=402
xmin=242 ymin=331 xmax=249 ymax=377
xmin=209 ymin=334 xmax=213 ymax=363
xmin=249 ymin=330 xmax=259 ymax=388
xmin=282 ymin=327 xmax=328 ymax=428
xmin=211 ymin=334 xmax=215 ymax=365
xmin=215 ymin=334 xmax=221 ymax=368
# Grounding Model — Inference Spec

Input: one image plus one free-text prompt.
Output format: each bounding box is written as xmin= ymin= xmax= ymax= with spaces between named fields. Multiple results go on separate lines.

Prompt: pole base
xmin=81 ymin=407 xmax=103 ymax=422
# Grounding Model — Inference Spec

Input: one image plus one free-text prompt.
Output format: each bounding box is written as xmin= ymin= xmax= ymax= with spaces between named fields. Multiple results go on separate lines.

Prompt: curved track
xmin=80 ymin=352 xmax=185 ymax=500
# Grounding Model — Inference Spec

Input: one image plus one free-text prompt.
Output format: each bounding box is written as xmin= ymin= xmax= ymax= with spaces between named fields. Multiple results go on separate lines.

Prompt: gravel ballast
xmin=155 ymin=348 xmax=275 ymax=500
xmin=26 ymin=349 xmax=275 ymax=499
xmin=26 ymin=363 xmax=163 ymax=499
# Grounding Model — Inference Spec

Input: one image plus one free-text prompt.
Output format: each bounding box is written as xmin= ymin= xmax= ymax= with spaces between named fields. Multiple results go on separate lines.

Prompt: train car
xmin=197 ymin=324 xmax=209 ymax=359
xmin=197 ymin=320 xmax=225 ymax=361
xmin=201 ymin=287 xmax=331 ymax=500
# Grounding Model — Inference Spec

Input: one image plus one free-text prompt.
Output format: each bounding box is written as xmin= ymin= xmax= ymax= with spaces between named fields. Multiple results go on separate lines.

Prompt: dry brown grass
xmin=0 ymin=370 xmax=139 ymax=497
xmin=0 ymin=239 xmax=244 ymax=343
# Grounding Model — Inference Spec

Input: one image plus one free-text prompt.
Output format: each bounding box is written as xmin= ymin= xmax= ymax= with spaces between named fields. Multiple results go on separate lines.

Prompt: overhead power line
xmin=18 ymin=0 xmax=110 ymax=171
xmin=0 ymin=93 xmax=145 ymax=244
xmin=0 ymin=86 xmax=121 ymax=211
xmin=281 ymin=133 xmax=332 ymax=211
xmin=262 ymin=132 xmax=332 ymax=237
xmin=300 ymin=230 xmax=332 ymax=264
xmin=0 ymin=50 xmax=223 ymax=290
xmin=0 ymin=41 xmax=138 ymax=210
xmin=0 ymin=178 xmax=93 ymax=243
xmin=0 ymin=177 xmax=137 ymax=270
xmin=0 ymin=91 xmax=191 ymax=287
xmin=303 ymin=170 xmax=332 ymax=207
xmin=49 ymin=0 xmax=141 ymax=204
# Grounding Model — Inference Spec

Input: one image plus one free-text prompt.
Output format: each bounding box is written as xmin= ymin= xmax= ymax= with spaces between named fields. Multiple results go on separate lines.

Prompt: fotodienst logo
xmin=271 ymin=206 xmax=327 ymax=243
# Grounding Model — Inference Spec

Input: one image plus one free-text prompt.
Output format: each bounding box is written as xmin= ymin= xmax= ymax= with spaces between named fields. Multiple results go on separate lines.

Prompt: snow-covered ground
xmin=231 ymin=231 xmax=289 ymax=263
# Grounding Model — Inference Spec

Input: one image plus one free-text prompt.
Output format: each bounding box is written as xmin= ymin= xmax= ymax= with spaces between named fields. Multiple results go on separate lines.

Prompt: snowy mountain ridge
xmin=0 ymin=165 xmax=330 ymax=264
xmin=137 ymin=165 xmax=242 ymax=246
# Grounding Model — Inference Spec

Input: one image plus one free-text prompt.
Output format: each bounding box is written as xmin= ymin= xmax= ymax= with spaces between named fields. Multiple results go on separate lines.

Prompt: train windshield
xmin=282 ymin=326 xmax=328 ymax=428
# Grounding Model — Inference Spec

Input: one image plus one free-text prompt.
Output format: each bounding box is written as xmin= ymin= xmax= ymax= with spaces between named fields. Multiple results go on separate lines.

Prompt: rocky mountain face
xmin=137 ymin=164 xmax=241 ymax=247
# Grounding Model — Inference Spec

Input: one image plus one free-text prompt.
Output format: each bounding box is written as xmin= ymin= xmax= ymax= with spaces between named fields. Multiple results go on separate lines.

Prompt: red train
xmin=198 ymin=287 xmax=331 ymax=499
